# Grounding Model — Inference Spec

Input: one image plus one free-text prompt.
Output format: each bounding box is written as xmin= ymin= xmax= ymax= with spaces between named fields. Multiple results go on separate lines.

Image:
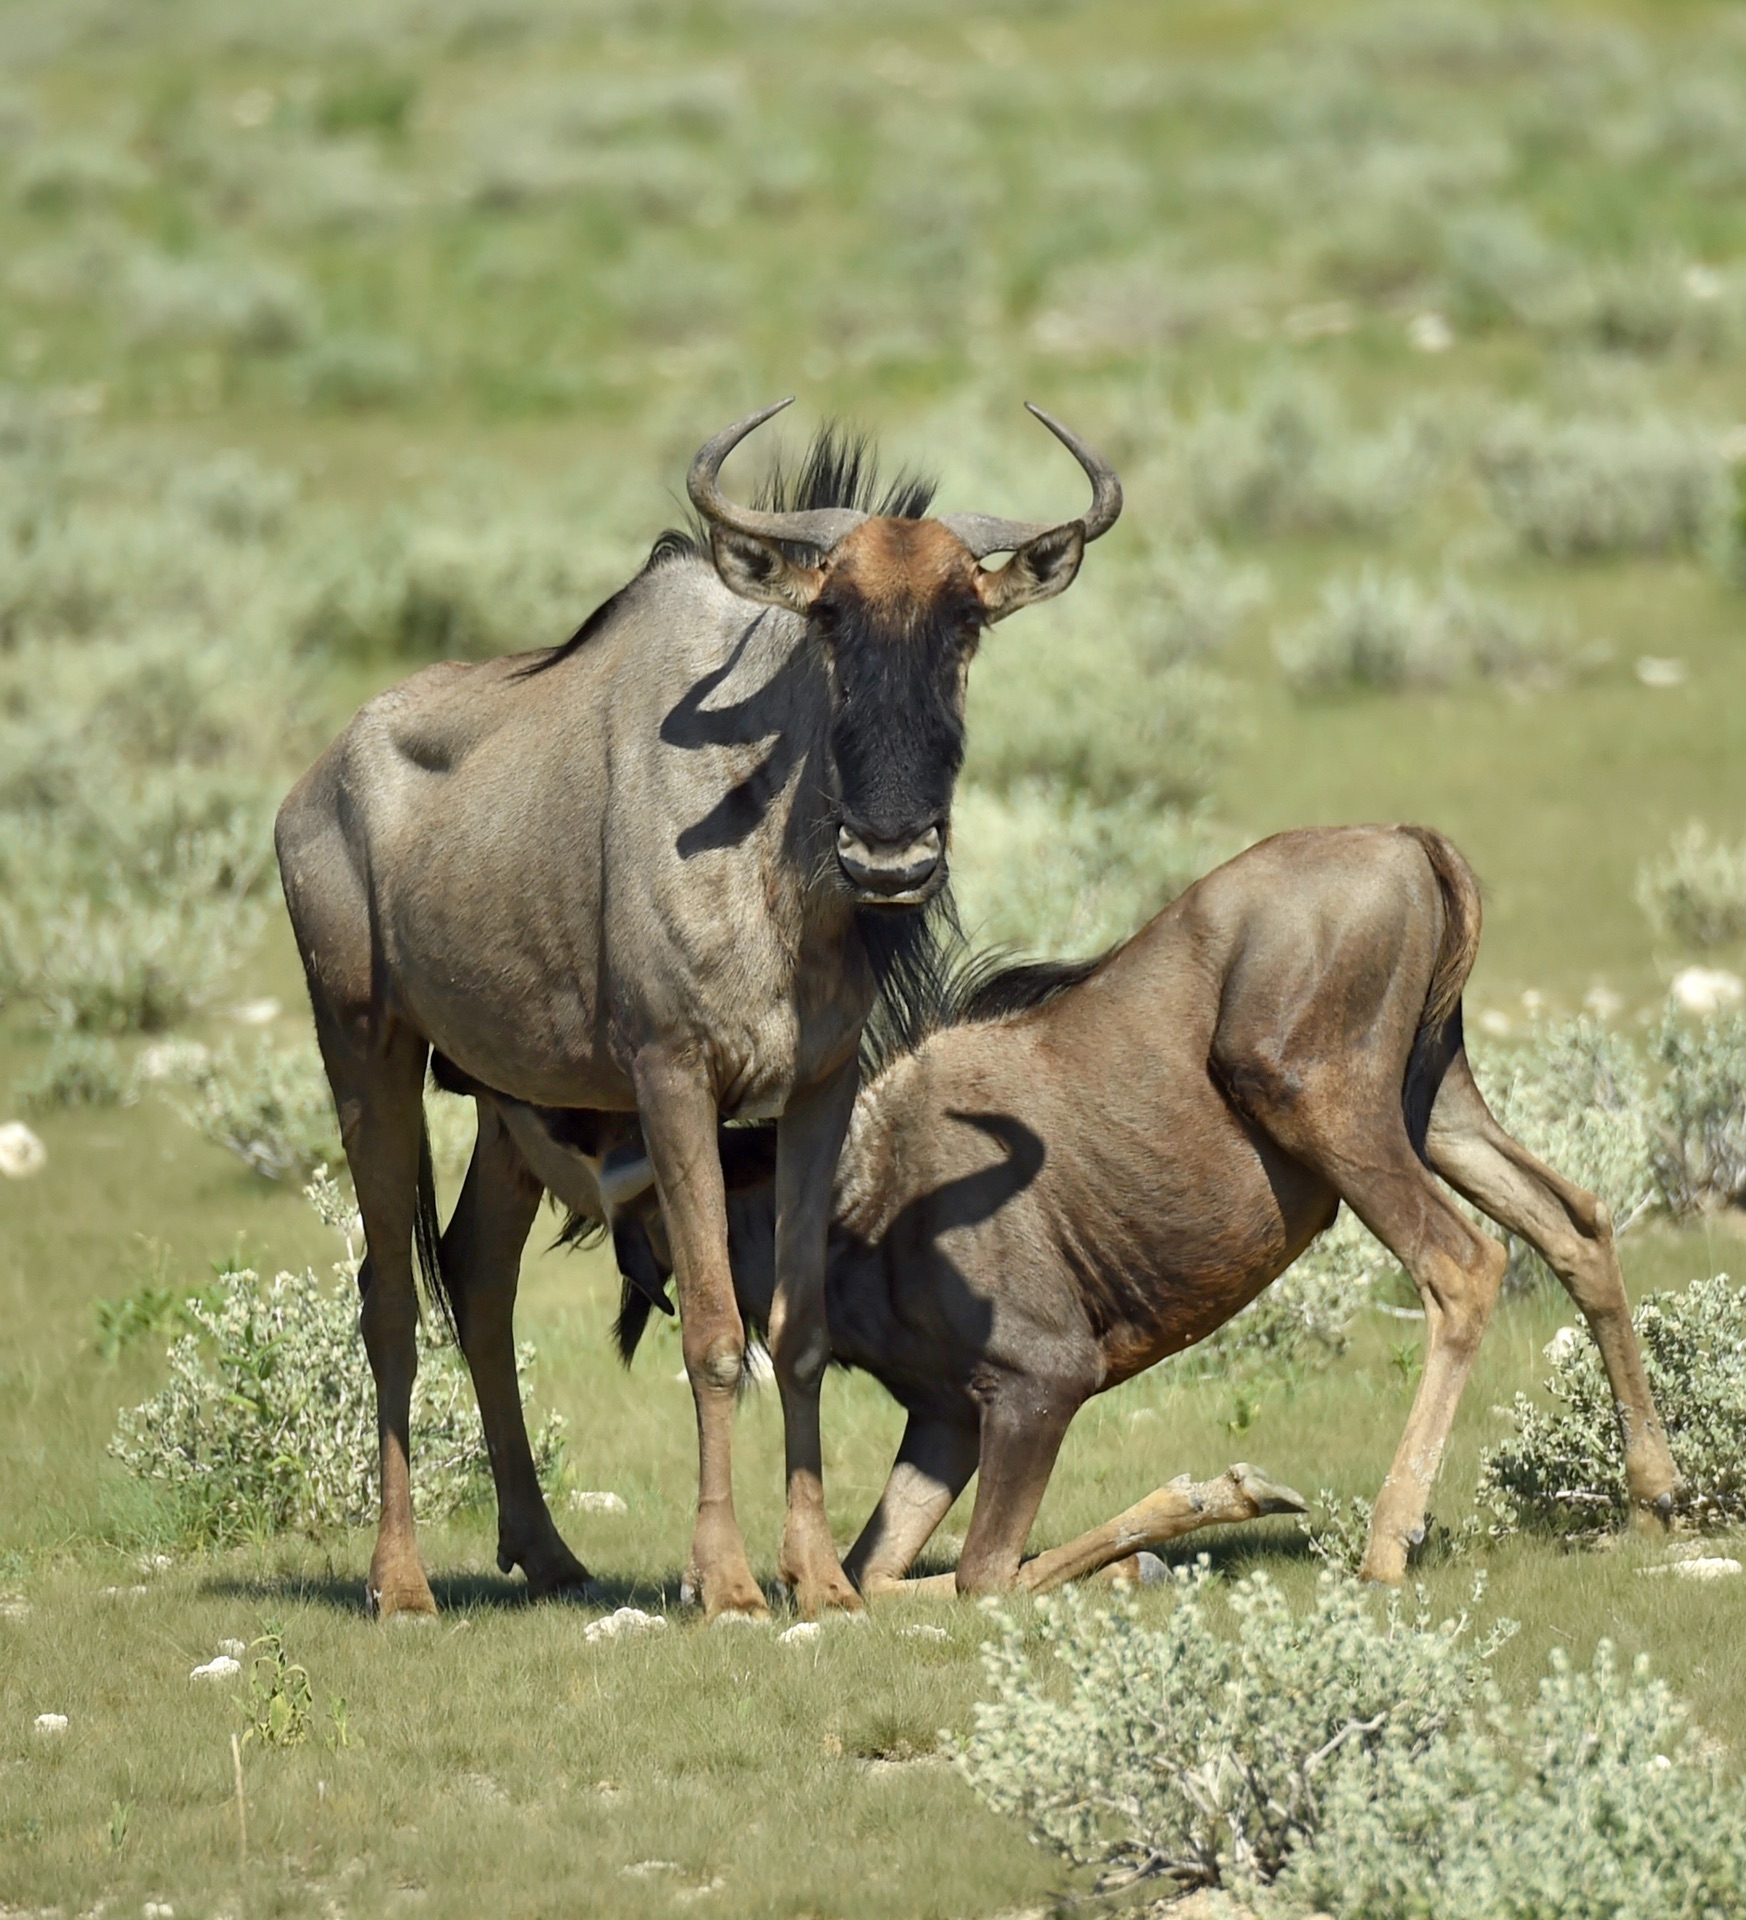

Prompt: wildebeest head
xmin=688 ymin=401 xmax=1121 ymax=908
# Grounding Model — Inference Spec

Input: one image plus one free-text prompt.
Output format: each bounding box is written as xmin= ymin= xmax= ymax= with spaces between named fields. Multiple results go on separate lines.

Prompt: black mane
xmin=519 ymin=425 xmax=937 ymax=678
xmin=858 ymin=919 xmax=1108 ymax=1085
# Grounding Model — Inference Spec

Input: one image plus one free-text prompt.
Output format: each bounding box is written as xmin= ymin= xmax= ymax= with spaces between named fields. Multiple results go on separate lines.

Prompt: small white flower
xmin=899 ymin=1624 xmax=948 ymax=1642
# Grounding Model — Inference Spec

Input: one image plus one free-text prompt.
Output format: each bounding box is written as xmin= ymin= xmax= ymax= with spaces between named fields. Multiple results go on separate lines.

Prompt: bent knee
xmin=686 ymin=1335 xmax=745 ymax=1392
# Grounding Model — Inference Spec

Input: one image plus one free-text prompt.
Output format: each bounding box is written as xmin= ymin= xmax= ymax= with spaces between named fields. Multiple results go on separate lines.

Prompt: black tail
xmin=1400 ymin=825 xmax=1484 ymax=1157
xmin=613 ymin=1282 xmax=654 ymax=1367
xmin=412 ymin=1116 xmax=458 ymax=1342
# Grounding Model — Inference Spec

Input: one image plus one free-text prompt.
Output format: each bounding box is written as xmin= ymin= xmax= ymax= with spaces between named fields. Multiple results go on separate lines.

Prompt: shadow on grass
xmin=198 ymin=1566 xmax=679 ymax=1616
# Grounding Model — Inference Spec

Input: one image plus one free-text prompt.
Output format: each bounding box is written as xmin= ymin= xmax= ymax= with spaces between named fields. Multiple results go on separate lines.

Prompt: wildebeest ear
xmin=709 ymin=526 xmax=825 ymax=615
xmin=974 ymin=523 xmax=1086 ymax=624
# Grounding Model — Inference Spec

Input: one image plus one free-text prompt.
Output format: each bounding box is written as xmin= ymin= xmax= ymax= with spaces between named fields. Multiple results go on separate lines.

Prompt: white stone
xmin=225 ymin=997 xmax=281 ymax=1026
xmin=568 ymin=1490 xmax=628 ymax=1515
xmin=1475 ymin=1009 xmax=1512 ymax=1038
xmin=1672 ymin=966 xmax=1746 ymax=1016
xmin=620 ymin=1861 xmax=681 ymax=1878
xmin=1520 ymin=988 xmax=1546 ymax=1014
xmin=898 ymin=1624 xmax=948 ymax=1642
xmin=33 ymin=1713 xmax=67 ymax=1735
xmin=190 ymin=1655 xmax=241 ymax=1681
xmin=0 ymin=1122 xmax=47 ymax=1180
xmin=0 ymin=1593 xmax=29 ymax=1619
xmin=1635 ymin=655 xmax=1689 ymax=689
xmin=1641 ymin=1557 xmax=1743 ymax=1581
xmin=144 ymin=1903 xmax=176 ymax=1918
xmin=1583 ymin=985 xmax=1625 ymax=1021
xmin=584 ymin=1606 xmax=666 ymax=1645
xmin=1408 ymin=310 xmax=1454 ymax=353
xmin=778 ymin=1621 xmax=821 ymax=1647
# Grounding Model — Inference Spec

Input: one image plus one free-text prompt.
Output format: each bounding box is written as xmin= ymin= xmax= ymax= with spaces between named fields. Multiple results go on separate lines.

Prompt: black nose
xmin=836 ymin=823 xmax=943 ymax=902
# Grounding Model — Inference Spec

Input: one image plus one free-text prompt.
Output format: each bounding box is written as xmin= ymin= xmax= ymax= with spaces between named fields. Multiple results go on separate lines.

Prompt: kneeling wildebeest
xmin=557 ymin=825 xmax=1678 ymax=1590
xmin=276 ymin=400 xmax=1121 ymax=1619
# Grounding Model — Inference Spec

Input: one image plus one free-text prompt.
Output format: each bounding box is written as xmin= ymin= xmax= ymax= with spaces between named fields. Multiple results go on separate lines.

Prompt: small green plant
xmin=107 ymin=1799 xmax=131 ymax=1852
xmin=166 ymin=1036 xmax=342 ymax=1181
xmin=242 ymin=1628 xmax=314 ymax=1749
xmin=1481 ymin=1274 xmax=1746 ymax=1535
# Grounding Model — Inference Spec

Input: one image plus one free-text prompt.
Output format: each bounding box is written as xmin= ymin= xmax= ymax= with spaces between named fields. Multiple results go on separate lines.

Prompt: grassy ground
xmin=8 ymin=0 xmax=1746 ymax=1914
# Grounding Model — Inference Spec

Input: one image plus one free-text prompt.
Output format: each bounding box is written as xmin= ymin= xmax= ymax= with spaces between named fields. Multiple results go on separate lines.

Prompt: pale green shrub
xmin=110 ymin=1172 xmax=563 ymax=1545
xmin=1651 ymin=1012 xmax=1746 ymax=1213
xmin=949 ymin=783 xmax=1234 ymax=958
xmin=295 ymin=332 xmax=422 ymax=410
xmin=1441 ymin=206 xmax=1582 ymax=333
xmin=120 ymin=249 xmax=315 ymax=354
xmin=1183 ymin=378 xmax=1437 ymax=538
xmin=1637 ymin=822 xmax=1746 ymax=949
xmin=955 ymin=1568 xmax=1500 ymax=1893
xmin=1480 ymin=1274 xmax=1746 ymax=1534
xmin=13 ymin=1031 xmax=126 ymax=1110
xmin=1278 ymin=1641 xmax=1746 ymax=1920
xmin=1279 ymin=571 xmax=1564 ymax=697
xmin=169 ymin=1037 xmax=341 ymax=1180
xmin=1478 ymin=413 xmax=1724 ymax=559
xmin=1470 ymin=1019 xmax=1657 ymax=1288
xmin=1275 ymin=569 xmax=1461 ymax=695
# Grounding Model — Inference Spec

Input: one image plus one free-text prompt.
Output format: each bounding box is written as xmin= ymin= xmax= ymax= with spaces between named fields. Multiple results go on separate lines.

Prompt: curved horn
xmin=687 ymin=398 xmax=868 ymax=552
xmin=939 ymin=403 xmax=1123 ymax=559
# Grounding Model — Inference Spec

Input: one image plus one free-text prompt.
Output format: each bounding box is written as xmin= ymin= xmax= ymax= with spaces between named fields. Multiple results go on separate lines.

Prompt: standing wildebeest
xmin=572 ymin=825 xmax=1678 ymax=1590
xmin=275 ymin=400 xmax=1122 ymax=1620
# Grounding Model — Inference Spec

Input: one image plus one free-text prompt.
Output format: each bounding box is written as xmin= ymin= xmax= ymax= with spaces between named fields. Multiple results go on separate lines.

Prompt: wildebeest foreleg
xmin=1425 ymin=1052 xmax=1678 ymax=1526
xmin=844 ymin=1415 xmax=979 ymax=1598
xmin=953 ymin=1387 xmax=1080 ymax=1595
xmin=771 ymin=1058 xmax=865 ymax=1615
xmin=1014 ymin=1465 xmax=1307 ymax=1592
xmin=320 ymin=1018 xmax=438 ymax=1620
xmin=441 ymin=1104 xmax=592 ymax=1600
xmin=879 ymin=1464 xmax=1308 ymax=1598
xmin=634 ymin=1052 xmax=767 ymax=1620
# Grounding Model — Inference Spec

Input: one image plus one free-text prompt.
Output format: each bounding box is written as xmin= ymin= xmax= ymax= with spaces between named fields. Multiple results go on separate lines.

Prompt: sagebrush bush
xmin=1470 ymin=1019 xmax=1657 ymax=1288
xmin=110 ymin=1172 xmax=563 ymax=1545
xmin=1182 ymin=377 xmax=1438 ymax=539
xmin=956 ymin=1568 xmax=1500 ymax=1893
xmin=1480 ymin=1273 xmax=1746 ymax=1534
xmin=1478 ymin=412 xmax=1724 ymax=558
xmin=1276 ymin=570 xmax=1555 ymax=697
xmin=1637 ymin=821 xmax=1746 ymax=949
xmin=1277 ymin=1641 xmax=1746 ymax=1920
xmin=169 ymin=1036 xmax=342 ymax=1180
xmin=13 ymin=1030 xmax=126 ymax=1111
xmin=1651 ymin=1011 xmax=1746 ymax=1213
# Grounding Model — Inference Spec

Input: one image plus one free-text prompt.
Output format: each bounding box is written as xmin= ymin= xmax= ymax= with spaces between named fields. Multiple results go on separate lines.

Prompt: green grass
xmin=8 ymin=0 xmax=1746 ymax=1911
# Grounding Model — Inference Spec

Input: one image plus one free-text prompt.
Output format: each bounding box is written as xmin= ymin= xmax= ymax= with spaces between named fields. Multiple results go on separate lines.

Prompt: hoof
xmin=525 ymin=1564 xmax=597 ymax=1605
xmin=792 ymin=1577 xmax=865 ymax=1620
xmin=1230 ymin=1464 xmax=1309 ymax=1517
xmin=702 ymin=1579 xmax=772 ymax=1624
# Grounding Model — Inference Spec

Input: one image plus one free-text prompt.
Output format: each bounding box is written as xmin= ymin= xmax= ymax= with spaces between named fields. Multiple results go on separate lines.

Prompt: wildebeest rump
xmin=274 ymin=402 xmax=1122 ymax=1620
xmin=587 ymin=825 xmax=1679 ymax=1591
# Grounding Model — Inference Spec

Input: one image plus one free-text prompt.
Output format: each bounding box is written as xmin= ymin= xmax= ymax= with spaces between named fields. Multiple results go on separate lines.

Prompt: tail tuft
xmin=412 ymin=1116 xmax=459 ymax=1343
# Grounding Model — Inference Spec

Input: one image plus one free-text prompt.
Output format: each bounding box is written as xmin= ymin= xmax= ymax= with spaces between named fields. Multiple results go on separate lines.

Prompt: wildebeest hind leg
xmin=1235 ymin=1054 xmax=1508 ymax=1585
xmin=317 ymin=1016 xmax=438 ymax=1620
xmin=1425 ymin=1051 xmax=1677 ymax=1527
xmin=441 ymin=1104 xmax=593 ymax=1600
xmin=844 ymin=1415 xmax=978 ymax=1597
